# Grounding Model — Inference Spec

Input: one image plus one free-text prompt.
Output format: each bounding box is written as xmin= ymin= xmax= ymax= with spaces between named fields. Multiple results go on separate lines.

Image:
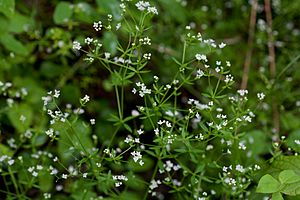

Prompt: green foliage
xmin=0 ymin=0 xmax=15 ymax=17
xmin=257 ymin=170 xmax=300 ymax=199
xmin=0 ymin=0 xmax=300 ymax=199
xmin=53 ymin=2 xmax=73 ymax=25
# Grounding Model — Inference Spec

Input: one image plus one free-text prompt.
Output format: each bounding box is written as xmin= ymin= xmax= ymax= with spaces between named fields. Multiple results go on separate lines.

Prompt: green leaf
xmin=8 ymin=13 xmax=33 ymax=33
xmin=0 ymin=15 xmax=9 ymax=35
xmin=286 ymin=130 xmax=300 ymax=152
xmin=7 ymin=103 xmax=33 ymax=133
xmin=280 ymin=181 xmax=300 ymax=196
xmin=103 ymin=32 xmax=118 ymax=55
xmin=0 ymin=33 xmax=29 ymax=56
xmin=0 ymin=144 xmax=13 ymax=156
xmin=127 ymin=156 xmax=153 ymax=172
xmin=39 ymin=171 xmax=53 ymax=192
xmin=279 ymin=170 xmax=300 ymax=184
xmin=53 ymin=2 xmax=73 ymax=24
xmin=96 ymin=0 xmax=121 ymax=20
xmin=272 ymin=192 xmax=284 ymax=200
xmin=271 ymin=156 xmax=300 ymax=174
xmin=0 ymin=0 xmax=15 ymax=17
xmin=256 ymin=174 xmax=281 ymax=193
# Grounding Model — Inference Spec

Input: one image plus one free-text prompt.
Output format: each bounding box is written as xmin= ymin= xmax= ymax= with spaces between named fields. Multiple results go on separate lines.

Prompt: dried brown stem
xmin=265 ymin=0 xmax=279 ymax=133
xmin=241 ymin=0 xmax=258 ymax=90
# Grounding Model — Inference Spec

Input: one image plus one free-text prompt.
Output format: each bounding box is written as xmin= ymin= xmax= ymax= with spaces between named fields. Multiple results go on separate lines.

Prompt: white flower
xmin=143 ymin=53 xmax=151 ymax=60
xmin=116 ymin=23 xmax=121 ymax=30
xmin=84 ymin=37 xmax=93 ymax=45
xmin=295 ymin=140 xmax=300 ymax=145
xmin=53 ymin=89 xmax=60 ymax=98
xmin=237 ymin=89 xmax=248 ymax=96
xmin=131 ymin=109 xmax=140 ymax=116
xmin=131 ymin=151 xmax=142 ymax=162
xmin=104 ymin=52 xmax=111 ymax=59
xmin=219 ymin=42 xmax=226 ymax=48
xmin=93 ymin=21 xmax=102 ymax=31
xmin=44 ymin=193 xmax=51 ymax=199
xmin=135 ymin=1 xmax=150 ymax=11
xmin=20 ymin=115 xmax=26 ymax=123
xmin=45 ymin=129 xmax=54 ymax=137
xmin=147 ymin=6 xmax=158 ymax=15
xmin=196 ymin=69 xmax=204 ymax=78
xmin=257 ymin=92 xmax=265 ymax=100
xmin=90 ymin=119 xmax=95 ymax=125
xmin=72 ymin=41 xmax=81 ymax=50
xmin=8 ymin=159 xmax=14 ymax=165
xmin=195 ymin=54 xmax=208 ymax=62
xmin=81 ymin=95 xmax=90 ymax=104
xmin=137 ymin=129 xmax=144 ymax=135
xmin=83 ymin=173 xmax=88 ymax=178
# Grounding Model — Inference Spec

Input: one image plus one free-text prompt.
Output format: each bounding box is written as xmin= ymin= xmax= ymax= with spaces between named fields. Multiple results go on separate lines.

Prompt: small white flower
xmin=135 ymin=1 xmax=150 ymax=11
xmin=8 ymin=159 xmax=14 ymax=165
xmin=147 ymin=6 xmax=158 ymax=15
xmin=195 ymin=54 xmax=208 ymax=62
xmin=93 ymin=21 xmax=102 ymax=31
xmin=196 ymin=69 xmax=204 ymax=78
xmin=104 ymin=52 xmax=111 ymax=59
xmin=72 ymin=41 xmax=81 ymax=50
xmin=84 ymin=37 xmax=93 ymax=45
xmin=45 ymin=129 xmax=54 ymax=137
xmin=53 ymin=89 xmax=60 ymax=98
xmin=137 ymin=129 xmax=144 ymax=135
xmin=219 ymin=42 xmax=226 ymax=48
xmin=257 ymin=92 xmax=265 ymax=100
xmin=237 ymin=89 xmax=248 ymax=96
xmin=143 ymin=53 xmax=151 ymax=60
xmin=116 ymin=23 xmax=121 ymax=30
xmin=44 ymin=193 xmax=51 ymax=199
xmin=295 ymin=140 xmax=300 ymax=145
xmin=90 ymin=119 xmax=95 ymax=125
xmin=20 ymin=115 xmax=26 ymax=123
xmin=131 ymin=109 xmax=140 ymax=116
xmin=81 ymin=95 xmax=90 ymax=104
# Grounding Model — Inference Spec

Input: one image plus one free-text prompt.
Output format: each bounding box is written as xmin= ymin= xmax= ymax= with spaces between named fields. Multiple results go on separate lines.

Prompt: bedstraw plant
xmin=1 ymin=1 xmax=300 ymax=200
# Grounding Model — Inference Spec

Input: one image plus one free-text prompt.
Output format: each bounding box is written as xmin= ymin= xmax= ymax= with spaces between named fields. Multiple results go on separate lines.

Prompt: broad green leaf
xmin=0 ymin=0 xmax=15 ymax=17
xmin=0 ymin=33 xmax=29 ymax=56
xmin=271 ymin=156 xmax=300 ymax=175
xmin=280 ymin=182 xmax=300 ymax=196
xmin=53 ymin=2 xmax=73 ymax=24
xmin=272 ymin=192 xmax=284 ymax=200
xmin=279 ymin=170 xmax=300 ymax=184
xmin=8 ymin=13 xmax=33 ymax=33
xmin=256 ymin=174 xmax=281 ymax=193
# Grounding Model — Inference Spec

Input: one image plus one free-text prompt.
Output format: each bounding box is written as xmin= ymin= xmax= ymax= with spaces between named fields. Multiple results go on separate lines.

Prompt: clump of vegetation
xmin=0 ymin=0 xmax=300 ymax=199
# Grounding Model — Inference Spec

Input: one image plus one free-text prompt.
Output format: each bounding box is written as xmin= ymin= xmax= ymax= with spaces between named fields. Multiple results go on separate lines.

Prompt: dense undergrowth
xmin=0 ymin=0 xmax=300 ymax=200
